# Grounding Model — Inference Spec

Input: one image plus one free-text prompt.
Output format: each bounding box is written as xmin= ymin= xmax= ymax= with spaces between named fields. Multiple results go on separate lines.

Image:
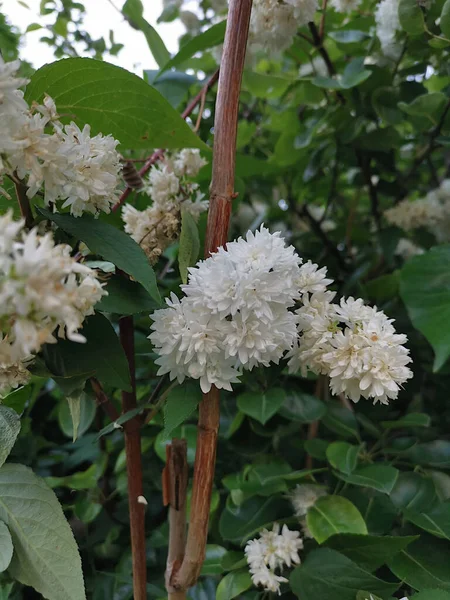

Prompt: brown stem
xmin=170 ymin=0 xmax=252 ymax=591
xmin=13 ymin=173 xmax=34 ymax=228
xmin=119 ymin=316 xmax=147 ymax=600
xmin=164 ymin=440 xmax=188 ymax=599
xmin=113 ymin=68 xmax=220 ymax=212
xmin=90 ymin=377 xmax=120 ymax=422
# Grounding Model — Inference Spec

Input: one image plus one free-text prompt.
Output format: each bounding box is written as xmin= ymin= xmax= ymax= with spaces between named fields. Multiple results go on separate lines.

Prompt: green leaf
xmin=390 ymin=472 xmax=437 ymax=512
xmin=328 ymin=30 xmax=370 ymax=43
xmin=306 ymin=496 xmax=367 ymax=544
xmin=57 ymin=393 xmax=96 ymax=441
xmin=304 ymin=439 xmax=330 ymax=460
xmin=372 ymin=87 xmax=403 ymax=125
xmin=44 ymin=313 xmax=131 ymax=391
xmin=0 ymin=406 xmax=20 ymax=468
xmin=399 ymin=93 xmax=447 ymax=127
xmin=0 ymin=522 xmax=13 ymax=573
xmin=221 ymin=551 xmax=247 ymax=571
xmin=122 ymin=0 xmax=170 ymax=67
xmin=201 ymin=545 xmax=227 ymax=576
xmin=356 ymin=593 xmax=383 ymax=600
xmin=340 ymin=59 xmax=372 ymax=89
xmin=441 ymin=0 xmax=450 ymax=38
xmin=219 ymin=496 xmax=291 ymax=543
xmin=216 ymin=570 xmax=252 ymax=600
xmin=326 ymin=442 xmax=359 ymax=475
xmin=406 ymin=441 xmax=450 ymax=468
xmin=382 ymin=413 xmax=431 ymax=429
xmin=1 ymin=386 xmax=31 ymax=415
xmin=39 ymin=209 xmax=160 ymax=304
xmin=158 ymin=20 xmax=225 ymax=76
xmin=405 ymin=502 xmax=450 ymax=540
xmin=399 ymin=0 xmax=426 ymax=35
xmin=154 ymin=423 xmax=197 ymax=464
xmin=243 ymin=71 xmax=293 ymax=99
xmin=0 ymin=463 xmax=86 ymax=600
xmin=163 ymin=383 xmax=200 ymax=437
xmin=279 ymin=391 xmax=326 ymax=423
xmin=335 ymin=465 xmax=399 ymax=494
xmin=412 ymin=591 xmax=450 ymax=600
xmin=237 ymin=388 xmax=286 ymax=425
xmin=96 ymin=275 xmax=158 ymax=315
xmin=178 ymin=210 xmax=200 ymax=284
xmin=322 ymin=405 xmax=360 ymax=440
xmin=400 ymin=246 xmax=450 ymax=371
xmin=326 ymin=534 xmax=418 ymax=571
xmin=387 ymin=536 xmax=450 ymax=592
xmin=25 ymin=58 xmax=204 ymax=151
xmin=66 ymin=394 xmax=82 ymax=442
xmin=290 ymin=548 xmax=400 ymax=599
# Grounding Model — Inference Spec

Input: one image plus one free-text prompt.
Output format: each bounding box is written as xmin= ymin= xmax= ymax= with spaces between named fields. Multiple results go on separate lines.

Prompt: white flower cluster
xmin=0 ymin=57 xmax=121 ymax=217
xmin=385 ymin=179 xmax=450 ymax=243
xmin=287 ymin=294 xmax=413 ymax=405
xmin=245 ymin=524 xmax=303 ymax=595
xmin=0 ymin=211 xmax=106 ymax=396
xmin=395 ymin=238 xmax=424 ymax=260
xmin=122 ymin=149 xmax=208 ymax=264
xmin=375 ymin=0 xmax=402 ymax=58
xmin=150 ymin=226 xmax=412 ymax=402
xmin=249 ymin=0 xmax=318 ymax=53
xmin=329 ymin=0 xmax=361 ymax=12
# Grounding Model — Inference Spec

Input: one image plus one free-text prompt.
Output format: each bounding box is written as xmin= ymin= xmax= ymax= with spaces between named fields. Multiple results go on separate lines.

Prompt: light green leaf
xmin=216 ymin=570 xmax=252 ymax=600
xmin=335 ymin=465 xmax=399 ymax=494
xmin=66 ymin=394 xmax=82 ymax=442
xmin=290 ymin=548 xmax=400 ymax=599
xmin=158 ymin=20 xmax=225 ymax=76
xmin=25 ymin=58 xmax=205 ymax=150
xmin=441 ymin=0 xmax=450 ymax=38
xmin=243 ymin=71 xmax=293 ymax=99
xmin=163 ymin=383 xmax=200 ymax=437
xmin=237 ymin=388 xmax=286 ymax=425
xmin=399 ymin=93 xmax=447 ymax=127
xmin=40 ymin=209 xmax=160 ymax=304
xmin=381 ymin=413 xmax=431 ymax=430
xmin=326 ymin=534 xmax=418 ymax=571
xmin=306 ymin=495 xmax=367 ymax=544
xmin=178 ymin=210 xmax=200 ymax=284
xmin=400 ymin=246 xmax=450 ymax=371
xmin=399 ymin=0 xmax=426 ymax=35
xmin=57 ymin=393 xmax=96 ymax=441
xmin=0 ymin=406 xmax=20 ymax=469
xmin=96 ymin=275 xmax=158 ymax=315
xmin=122 ymin=0 xmax=170 ymax=67
xmin=387 ymin=536 xmax=450 ymax=591
xmin=326 ymin=441 xmax=359 ymax=475
xmin=322 ymin=405 xmax=360 ymax=440
xmin=0 ymin=463 xmax=86 ymax=600
xmin=0 ymin=522 xmax=13 ymax=573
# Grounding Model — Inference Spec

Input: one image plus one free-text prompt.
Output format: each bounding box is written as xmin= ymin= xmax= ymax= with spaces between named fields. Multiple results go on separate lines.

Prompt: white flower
xmin=375 ymin=0 xmax=401 ymax=58
xmin=0 ymin=211 xmax=107 ymax=366
xmin=289 ymin=484 xmax=328 ymax=517
xmin=245 ymin=524 xmax=303 ymax=595
xmin=395 ymin=238 xmax=424 ymax=260
xmin=296 ymin=260 xmax=333 ymax=295
xmin=172 ymin=148 xmax=207 ymax=178
xmin=329 ymin=0 xmax=361 ymax=11
xmin=145 ymin=164 xmax=180 ymax=207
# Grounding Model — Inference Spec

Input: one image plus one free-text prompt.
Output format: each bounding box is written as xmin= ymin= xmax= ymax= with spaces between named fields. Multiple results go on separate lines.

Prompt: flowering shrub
xmin=2 ymin=0 xmax=450 ymax=599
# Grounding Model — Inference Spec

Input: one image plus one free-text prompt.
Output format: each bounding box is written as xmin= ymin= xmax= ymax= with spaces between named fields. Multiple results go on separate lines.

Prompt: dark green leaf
xmin=39 ymin=209 xmax=160 ymax=304
xmin=322 ymin=405 xmax=360 ymax=440
xmin=97 ymin=275 xmax=158 ymax=315
xmin=326 ymin=441 xmax=359 ymax=475
xmin=237 ymin=388 xmax=286 ymax=425
xmin=405 ymin=502 xmax=450 ymax=540
xmin=441 ymin=0 xmax=450 ymax=38
xmin=163 ymin=382 xmax=200 ymax=437
xmin=399 ymin=93 xmax=447 ymax=127
xmin=399 ymin=0 xmax=426 ymax=35
xmin=0 ymin=522 xmax=13 ymax=573
xmin=406 ymin=441 xmax=450 ymax=468
xmin=25 ymin=58 xmax=205 ymax=150
xmin=279 ymin=391 xmax=326 ymax=423
xmin=381 ymin=413 xmax=431 ymax=430
xmin=216 ymin=570 xmax=252 ymax=600
xmin=390 ymin=472 xmax=437 ymax=512
xmin=335 ymin=465 xmax=399 ymax=494
xmin=201 ymin=545 xmax=227 ymax=576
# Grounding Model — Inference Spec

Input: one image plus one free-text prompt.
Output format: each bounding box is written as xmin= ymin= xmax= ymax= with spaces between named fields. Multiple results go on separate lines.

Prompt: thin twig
xmin=90 ymin=378 xmax=120 ymax=422
xmin=355 ymin=151 xmax=381 ymax=230
xmin=171 ymin=0 xmax=253 ymax=592
xmin=144 ymin=381 xmax=177 ymax=425
xmin=12 ymin=173 xmax=34 ymax=228
xmin=307 ymin=23 xmax=345 ymax=104
xmin=194 ymin=87 xmax=207 ymax=133
xmin=319 ymin=0 xmax=328 ymax=41
xmin=119 ymin=316 xmax=147 ymax=600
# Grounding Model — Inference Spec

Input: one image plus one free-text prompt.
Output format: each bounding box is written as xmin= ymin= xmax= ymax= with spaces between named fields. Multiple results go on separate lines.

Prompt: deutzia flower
xmin=289 ymin=483 xmax=328 ymax=517
xmin=0 ymin=211 xmax=107 ymax=373
xmin=375 ymin=0 xmax=402 ymax=58
xmin=245 ymin=524 xmax=303 ymax=595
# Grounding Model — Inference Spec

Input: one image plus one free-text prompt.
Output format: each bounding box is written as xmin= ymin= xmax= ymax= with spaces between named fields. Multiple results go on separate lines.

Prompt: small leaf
xmin=216 ymin=570 xmax=252 ymax=600
xmin=381 ymin=413 xmax=431 ymax=430
xmin=96 ymin=275 xmax=158 ymax=315
xmin=163 ymin=383 xmax=200 ymax=437
xmin=122 ymin=0 xmax=170 ymax=67
xmin=0 ymin=406 xmax=20 ymax=468
xmin=158 ymin=20 xmax=225 ymax=76
xmin=0 ymin=522 xmax=13 ymax=573
xmin=335 ymin=465 xmax=399 ymax=494
xmin=326 ymin=441 xmax=359 ymax=475
xmin=178 ymin=210 xmax=200 ymax=284
xmin=39 ymin=209 xmax=160 ymax=304
xmin=441 ymin=0 xmax=450 ymax=38
xmin=58 ymin=393 xmax=96 ymax=441
xmin=390 ymin=472 xmax=437 ymax=512
xmin=67 ymin=394 xmax=82 ymax=442
xmin=306 ymin=495 xmax=367 ymax=544
xmin=0 ymin=464 xmax=86 ymax=600
xmin=399 ymin=0 xmax=426 ymax=35
xmin=372 ymin=87 xmax=403 ymax=125
xmin=237 ymin=388 xmax=286 ymax=425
